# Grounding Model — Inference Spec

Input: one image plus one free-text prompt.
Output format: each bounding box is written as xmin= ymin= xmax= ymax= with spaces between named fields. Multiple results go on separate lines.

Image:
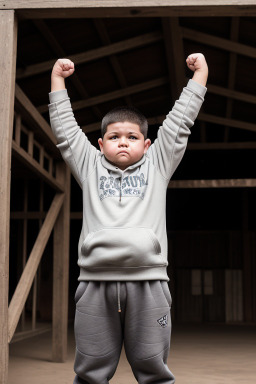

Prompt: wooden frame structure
xmin=1 ymin=2 xmax=256 ymax=384
xmin=2 ymin=1 xmax=256 ymax=18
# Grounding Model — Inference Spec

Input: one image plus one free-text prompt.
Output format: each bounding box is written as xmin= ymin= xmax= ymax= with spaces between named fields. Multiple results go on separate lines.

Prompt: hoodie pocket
xmin=80 ymin=227 xmax=165 ymax=269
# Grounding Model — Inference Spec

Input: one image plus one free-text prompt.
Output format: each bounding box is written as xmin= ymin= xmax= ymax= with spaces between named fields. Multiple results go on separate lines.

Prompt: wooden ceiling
xmin=14 ymin=14 xmax=256 ymax=180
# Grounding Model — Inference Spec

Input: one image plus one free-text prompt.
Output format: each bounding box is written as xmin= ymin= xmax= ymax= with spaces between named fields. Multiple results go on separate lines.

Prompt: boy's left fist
xmin=186 ymin=53 xmax=208 ymax=73
xmin=186 ymin=53 xmax=208 ymax=87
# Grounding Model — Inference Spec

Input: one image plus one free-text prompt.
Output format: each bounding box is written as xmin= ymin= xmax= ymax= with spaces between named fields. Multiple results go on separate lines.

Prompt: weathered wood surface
xmin=0 ymin=10 xmax=17 ymax=384
xmin=1 ymin=1 xmax=256 ymax=18
xmin=8 ymin=193 xmax=64 ymax=343
xmin=52 ymin=164 xmax=71 ymax=362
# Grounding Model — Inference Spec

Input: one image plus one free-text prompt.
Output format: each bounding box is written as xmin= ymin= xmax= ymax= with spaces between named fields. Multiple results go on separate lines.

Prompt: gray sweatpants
xmin=73 ymin=281 xmax=175 ymax=384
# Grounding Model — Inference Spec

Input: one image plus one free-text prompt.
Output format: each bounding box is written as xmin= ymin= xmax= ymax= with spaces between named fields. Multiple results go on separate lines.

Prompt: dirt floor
xmin=8 ymin=323 xmax=256 ymax=384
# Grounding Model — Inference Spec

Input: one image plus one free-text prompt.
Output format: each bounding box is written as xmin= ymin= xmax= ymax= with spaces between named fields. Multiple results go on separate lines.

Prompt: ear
xmin=143 ymin=138 xmax=151 ymax=153
xmin=98 ymin=138 xmax=104 ymax=153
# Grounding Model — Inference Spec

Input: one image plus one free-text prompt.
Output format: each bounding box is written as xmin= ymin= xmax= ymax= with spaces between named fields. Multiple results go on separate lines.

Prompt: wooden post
xmin=0 ymin=10 xmax=17 ymax=384
xmin=242 ymin=190 xmax=252 ymax=322
xmin=52 ymin=162 xmax=71 ymax=362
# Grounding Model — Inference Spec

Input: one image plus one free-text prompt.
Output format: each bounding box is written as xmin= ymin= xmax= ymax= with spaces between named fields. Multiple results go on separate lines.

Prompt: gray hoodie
xmin=49 ymin=79 xmax=206 ymax=281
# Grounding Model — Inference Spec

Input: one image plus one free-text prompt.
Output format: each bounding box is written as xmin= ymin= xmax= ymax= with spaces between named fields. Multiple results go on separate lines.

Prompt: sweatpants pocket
xmin=160 ymin=281 xmax=172 ymax=308
xmin=74 ymin=281 xmax=89 ymax=305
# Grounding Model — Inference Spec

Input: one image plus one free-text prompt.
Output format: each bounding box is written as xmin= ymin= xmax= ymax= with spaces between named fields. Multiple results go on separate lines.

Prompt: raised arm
xmin=147 ymin=53 xmax=208 ymax=180
xmin=49 ymin=59 xmax=99 ymax=187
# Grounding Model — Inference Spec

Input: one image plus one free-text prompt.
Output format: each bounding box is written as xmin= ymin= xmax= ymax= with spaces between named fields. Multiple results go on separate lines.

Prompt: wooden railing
xmin=7 ymin=86 xmax=70 ymax=357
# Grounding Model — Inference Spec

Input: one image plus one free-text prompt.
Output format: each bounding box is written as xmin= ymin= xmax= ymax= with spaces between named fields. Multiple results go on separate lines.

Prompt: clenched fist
xmin=51 ymin=58 xmax=75 ymax=92
xmin=186 ymin=53 xmax=208 ymax=86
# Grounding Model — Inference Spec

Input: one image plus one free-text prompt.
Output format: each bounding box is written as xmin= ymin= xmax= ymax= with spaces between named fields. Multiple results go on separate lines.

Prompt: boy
xmin=49 ymin=53 xmax=208 ymax=384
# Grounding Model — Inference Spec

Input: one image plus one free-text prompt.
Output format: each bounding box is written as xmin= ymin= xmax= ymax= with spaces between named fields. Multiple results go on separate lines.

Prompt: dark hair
xmin=101 ymin=106 xmax=148 ymax=139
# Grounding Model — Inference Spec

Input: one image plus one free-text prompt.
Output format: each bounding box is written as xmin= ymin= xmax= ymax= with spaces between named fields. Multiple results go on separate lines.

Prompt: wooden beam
xmin=168 ymin=179 xmax=256 ymax=189
xmin=33 ymin=20 xmax=102 ymax=120
xmin=10 ymin=324 xmax=51 ymax=344
xmin=2 ymin=2 xmax=256 ymax=18
xmin=12 ymin=141 xmax=64 ymax=192
xmin=10 ymin=211 xmax=47 ymax=220
xmin=207 ymin=83 xmax=256 ymax=106
xmin=0 ymin=11 xmax=17 ymax=384
xmin=162 ymin=17 xmax=185 ymax=100
xmin=39 ymin=77 xmax=168 ymax=113
xmin=224 ymin=17 xmax=240 ymax=142
xmin=187 ymin=142 xmax=256 ymax=150
xmin=16 ymin=31 xmax=162 ymax=79
xmin=94 ymin=18 xmax=132 ymax=106
xmin=242 ymin=190 xmax=253 ymax=322
xmin=8 ymin=192 xmax=64 ymax=343
xmin=198 ymin=112 xmax=256 ymax=133
xmin=182 ymin=26 xmax=256 ymax=59
xmin=144 ymin=112 xmax=256 ymax=134
xmin=15 ymin=84 xmax=59 ymax=157
xmin=52 ymin=163 xmax=70 ymax=362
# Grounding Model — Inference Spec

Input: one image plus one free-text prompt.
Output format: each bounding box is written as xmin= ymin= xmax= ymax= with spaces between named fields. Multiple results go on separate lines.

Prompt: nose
xmin=118 ymin=136 xmax=128 ymax=147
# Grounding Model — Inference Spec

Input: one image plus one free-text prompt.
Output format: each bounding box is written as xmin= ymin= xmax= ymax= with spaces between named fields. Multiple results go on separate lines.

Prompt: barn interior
xmin=1 ymin=4 xmax=256 ymax=384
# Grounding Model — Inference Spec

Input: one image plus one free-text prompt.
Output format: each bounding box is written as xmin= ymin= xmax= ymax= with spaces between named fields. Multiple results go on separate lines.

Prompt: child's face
xmin=98 ymin=122 xmax=151 ymax=170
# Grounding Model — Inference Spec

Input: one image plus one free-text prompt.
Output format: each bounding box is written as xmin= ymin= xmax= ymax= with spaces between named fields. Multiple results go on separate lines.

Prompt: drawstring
xmin=117 ymin=282 xmax=121 ymax=312
xmin=119 ymin=175 xmax=123 ymax=202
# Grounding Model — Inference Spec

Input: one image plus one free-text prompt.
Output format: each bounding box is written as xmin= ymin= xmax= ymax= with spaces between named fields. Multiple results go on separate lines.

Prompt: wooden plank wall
xmin=169 ymin=230 xmax=255 ymax=323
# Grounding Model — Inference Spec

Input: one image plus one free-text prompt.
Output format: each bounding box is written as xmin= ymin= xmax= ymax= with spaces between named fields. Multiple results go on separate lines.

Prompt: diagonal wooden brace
xmin=8 ymin=192 xmax=64 ymax=343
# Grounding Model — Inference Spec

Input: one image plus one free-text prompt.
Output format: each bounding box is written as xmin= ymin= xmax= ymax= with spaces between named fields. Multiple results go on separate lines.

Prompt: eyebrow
xmin=107 ymin=131 xmax=139 ymax=135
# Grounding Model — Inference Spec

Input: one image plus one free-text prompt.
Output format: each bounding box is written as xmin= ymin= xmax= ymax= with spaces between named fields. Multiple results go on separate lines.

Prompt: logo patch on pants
xmin=157 ymin=314 xmax=168 ymax=328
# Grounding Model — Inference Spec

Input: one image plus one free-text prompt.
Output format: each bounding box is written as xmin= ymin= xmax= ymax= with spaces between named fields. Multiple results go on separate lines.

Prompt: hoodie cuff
xmin=49 ymin=89 xmax=68 ymax=104
xmin=187 ymin=79 xmax=207 ymax=98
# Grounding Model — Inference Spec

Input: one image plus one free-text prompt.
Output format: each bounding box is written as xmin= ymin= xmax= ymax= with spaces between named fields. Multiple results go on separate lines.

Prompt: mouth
xmin=117 ymin=150 xmax=129 ymax=155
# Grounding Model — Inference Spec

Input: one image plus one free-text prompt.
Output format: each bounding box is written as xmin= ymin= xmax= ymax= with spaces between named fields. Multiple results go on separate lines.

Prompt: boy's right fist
xmin=51 ymin=59 xmax=75 ymax=92
xmin=52 ymin=58 xmax=75 ymax=79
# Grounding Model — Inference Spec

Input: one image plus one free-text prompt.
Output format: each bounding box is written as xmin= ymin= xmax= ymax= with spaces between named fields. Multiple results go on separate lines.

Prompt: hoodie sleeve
xmin=48 ymin=89 xmax=100 ymax=187
xmin=147 ymin=79 xmax=206 ymax=180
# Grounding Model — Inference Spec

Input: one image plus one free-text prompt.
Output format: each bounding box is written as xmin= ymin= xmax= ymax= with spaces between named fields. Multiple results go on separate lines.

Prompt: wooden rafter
xmin=199 ymin=113 xmax=256 ymax=133
xmin=8 ymin=192 xmax=65 ymax=343
xmin=33 ymin=20 xmax=102 ymax=119
xmin=182 ymin=26 xmax=256 ymax=59
xmin=94 ymin=19 xmax=132 ymax=106
xmin=16 ymin=31 xmax=162 ymax=79
xmin=38 ymin=76 xmax=168 ymax=113
xmin=168 ymin=179 xmax=256 ymax=189
xmin=162 ymin=17 xmax=185 ymax=100
xmin=206 ymin=83 xmax=256 ymax=106
xmin=224 ymin=17 xmax=239 ymax=142
xmin=187 ymin=142 xmax=256 ymax=150
xmin=2 ymin=1 xmax=256 ymax=18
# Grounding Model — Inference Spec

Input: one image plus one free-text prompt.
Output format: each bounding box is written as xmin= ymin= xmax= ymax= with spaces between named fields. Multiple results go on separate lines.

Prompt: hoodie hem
xmin=78 ymin=266 xmax=169 ymax=281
